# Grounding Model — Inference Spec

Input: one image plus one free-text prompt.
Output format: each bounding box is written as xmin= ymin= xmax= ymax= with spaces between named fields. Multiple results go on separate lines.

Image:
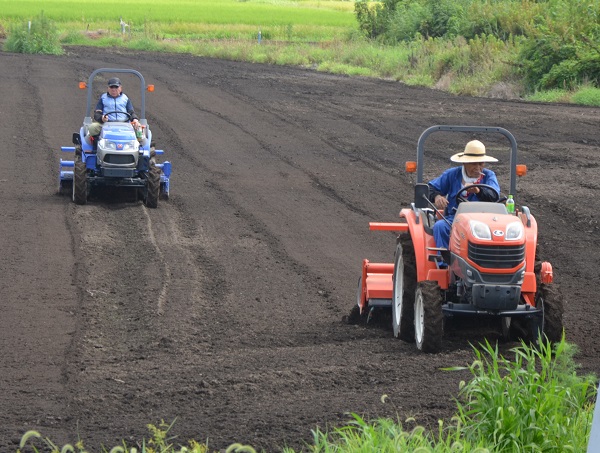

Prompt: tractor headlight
xmin=121 ymin=141 xmax=138 ymax=151
xmin=505 ymin=221 xmax=524 ymax=241
xmin=469 ymin=220 xmax=492 ymax=240
xmin=98 ymin=140 xmax=138 ymax=151
xmin=99 ymin=139 xmax=116 ymax=150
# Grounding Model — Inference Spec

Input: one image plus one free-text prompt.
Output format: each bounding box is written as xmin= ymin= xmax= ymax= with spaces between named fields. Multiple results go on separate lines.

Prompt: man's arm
xmin=125 ymin=99 xmax=139 ymax=121
xmin=477 ymin=171 xmax=501 ymax=201
xmin=93 ymin=97 xmax=105 ymax=122
xmin=427 ymin=185 xmax=443 ymax=203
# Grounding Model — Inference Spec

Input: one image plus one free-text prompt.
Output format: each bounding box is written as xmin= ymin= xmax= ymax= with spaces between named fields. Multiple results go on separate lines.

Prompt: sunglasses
xmin=109 ymin=85 xmax=120 ymax=88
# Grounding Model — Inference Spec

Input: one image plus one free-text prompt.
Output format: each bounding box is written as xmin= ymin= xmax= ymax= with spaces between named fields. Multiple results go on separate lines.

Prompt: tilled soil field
xmin=1 ymin=46 xmax=599 ymax=452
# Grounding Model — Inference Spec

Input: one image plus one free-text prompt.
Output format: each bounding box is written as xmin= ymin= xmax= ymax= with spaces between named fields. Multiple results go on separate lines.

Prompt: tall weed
xmin=450 ymin=337 xmax=596 ymax=452
xmin=4 ymin=11 xmax=63 ymax=54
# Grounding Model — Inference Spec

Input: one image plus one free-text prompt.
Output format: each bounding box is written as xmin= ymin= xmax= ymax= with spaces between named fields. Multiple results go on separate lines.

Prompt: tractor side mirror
xmin=72 ymin=133 xmax=82 ymax=146
xmin=414 ymin=183 xmax=430 ymax=209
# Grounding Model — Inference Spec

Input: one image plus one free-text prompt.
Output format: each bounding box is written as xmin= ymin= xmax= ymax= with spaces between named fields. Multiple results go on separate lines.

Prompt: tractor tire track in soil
xmin=1 ymin=46 xmax=599 ymax=452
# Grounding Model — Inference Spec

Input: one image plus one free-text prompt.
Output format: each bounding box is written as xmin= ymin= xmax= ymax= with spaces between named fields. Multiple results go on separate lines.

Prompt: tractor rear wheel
xmin=144 ymin=166 xmax=161 ymax=208
xmin=538 ymin=283 xmax=565 ymax=342
xmin=392 ymin=233 xmax=417 ymax=341
xmin=414 ymin=280 xmax=443 ymax=353
xmin=72 ymin=160 xmax=88 ymax=205
xmin=520 ymin=246 xmax=564 ymax=345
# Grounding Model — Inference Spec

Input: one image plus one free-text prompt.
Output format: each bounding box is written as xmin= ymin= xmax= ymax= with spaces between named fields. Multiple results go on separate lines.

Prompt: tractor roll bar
xmin=416 ymin=125 xmax=518 ymax=196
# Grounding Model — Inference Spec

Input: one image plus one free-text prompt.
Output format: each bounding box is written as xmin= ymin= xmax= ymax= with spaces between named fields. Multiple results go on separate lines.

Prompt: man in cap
xmin=88 ymin=77 xmax=139 ymax=150
xmin=427 ymin=140 xmax=501 ymax=250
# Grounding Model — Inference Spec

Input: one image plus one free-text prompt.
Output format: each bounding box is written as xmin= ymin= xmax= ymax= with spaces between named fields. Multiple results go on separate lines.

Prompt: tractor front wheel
xmin=414 ymin=281 xmax=443 ymax=353
xmin=500 ymin=316 xmax=512 ymax=341
xmin=72 ymin=160 xmax=88 ymax=205
xmin=392 ymin=233 xmax=416 ymax=341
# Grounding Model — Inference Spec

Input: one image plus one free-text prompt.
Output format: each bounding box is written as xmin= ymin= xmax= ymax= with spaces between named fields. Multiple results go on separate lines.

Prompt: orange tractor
xmin=350 ymin=126 xmax=564 ymax=353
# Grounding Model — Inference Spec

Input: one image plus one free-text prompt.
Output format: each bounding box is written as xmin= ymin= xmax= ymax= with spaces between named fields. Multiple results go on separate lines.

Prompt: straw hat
xmin=450 ymin=140 xmax=498 ymax=163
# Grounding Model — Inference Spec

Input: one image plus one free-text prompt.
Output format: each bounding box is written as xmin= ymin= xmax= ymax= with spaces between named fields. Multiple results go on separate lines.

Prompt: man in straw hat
xmin=427 ymin=139 xmax=501 ymax=250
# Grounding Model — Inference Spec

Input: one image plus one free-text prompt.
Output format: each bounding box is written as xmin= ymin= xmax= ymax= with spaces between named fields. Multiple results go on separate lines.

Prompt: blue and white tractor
xmin=59 ymin=68 xmax=171 ymax=208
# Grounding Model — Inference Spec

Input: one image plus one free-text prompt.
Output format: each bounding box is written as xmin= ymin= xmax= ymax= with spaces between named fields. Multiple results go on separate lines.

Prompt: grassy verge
xmin=18 ymin=337 xmax=597 ymax=453
xmin=3 ymin=1 xmax=600 ymax=105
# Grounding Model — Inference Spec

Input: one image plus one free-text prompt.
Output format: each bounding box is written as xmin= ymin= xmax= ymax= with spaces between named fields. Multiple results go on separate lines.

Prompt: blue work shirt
xmin=428 ymin=166 xmax=500 ymax=219
xmin=428 ymin=166 xmax=500 ymax=250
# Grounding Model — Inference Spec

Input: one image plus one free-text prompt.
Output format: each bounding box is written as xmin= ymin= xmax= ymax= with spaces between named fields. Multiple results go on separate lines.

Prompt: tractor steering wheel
xmin=103 ymin=111 xmax=134 ymax=122
xmin=455 ymin=183 xmax=502 ymax=205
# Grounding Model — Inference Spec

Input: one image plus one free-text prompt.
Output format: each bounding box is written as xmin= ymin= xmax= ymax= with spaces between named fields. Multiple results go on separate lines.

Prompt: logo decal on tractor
xmin=493 ymin=230 xmax=504 ymax=236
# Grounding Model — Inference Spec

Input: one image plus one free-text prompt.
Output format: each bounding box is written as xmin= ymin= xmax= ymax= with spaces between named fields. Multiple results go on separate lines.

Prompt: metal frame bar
xmin=416 ymin=125 xmax=518 ymax=196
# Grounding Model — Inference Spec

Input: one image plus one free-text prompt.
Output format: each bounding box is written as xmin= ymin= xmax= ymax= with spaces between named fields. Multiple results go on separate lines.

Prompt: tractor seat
xmin=456 ymin=201 xmax=508 ymax=216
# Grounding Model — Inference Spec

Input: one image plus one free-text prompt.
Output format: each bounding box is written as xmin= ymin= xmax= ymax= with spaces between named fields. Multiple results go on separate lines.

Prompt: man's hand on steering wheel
xmin=102 ymin=111 xmax=134 ymax=123
xmin=455 ymin=183 xmax=501 ymax=205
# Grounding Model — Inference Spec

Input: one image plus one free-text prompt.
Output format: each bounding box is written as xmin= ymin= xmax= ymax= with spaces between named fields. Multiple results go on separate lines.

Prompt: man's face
xmin=464 ymin=162 xmax=485 ymax=178
xmin=108 ymin=85 xmax=121 ymax=97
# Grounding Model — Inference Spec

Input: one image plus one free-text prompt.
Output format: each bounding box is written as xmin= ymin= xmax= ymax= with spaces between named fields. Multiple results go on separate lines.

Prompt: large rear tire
xmin=145 ymin=166 xmax=161 ymax=208
xmin=538 ymin=283 xmax=565 ymax=342
xmin=521 ymin=246 xmax=565 ymax=345
xmin=392 ymin=233 xmax=416 ymax=341
xmin=414 ymin=281 xmax=444 ymax=353
xmin=72 ymin=160 xmax=88 ymax=205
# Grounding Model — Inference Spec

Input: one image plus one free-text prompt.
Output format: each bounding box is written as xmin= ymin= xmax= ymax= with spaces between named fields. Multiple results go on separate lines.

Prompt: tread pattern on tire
xmin=145 ymin=166 xmax=161 ymax=208
xmin=73 ymin=160 xmax=88 ymax=205
xmin=533 ymin=245 xmax=565 ymax=343
xmin=416 ymin=280 xmax=444 ymax=353
xmin=538 ymin=283 xmax=565 ymax=342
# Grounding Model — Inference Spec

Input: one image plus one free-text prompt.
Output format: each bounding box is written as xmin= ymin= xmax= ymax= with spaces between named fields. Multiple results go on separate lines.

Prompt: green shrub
xmin=570 ymin=86 xmax=600 ymax=106
xmin=4 ymin=11 xmax=63 ymax=54
xmin=452 ymin=337 xmax=596 ymax=452
xmin=518 ymin=0 xmax=600 ymax=90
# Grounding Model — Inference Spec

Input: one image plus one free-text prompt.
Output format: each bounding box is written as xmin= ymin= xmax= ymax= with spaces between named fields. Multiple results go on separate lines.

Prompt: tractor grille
xmin=468 ymin=243 xmax=525 ymax=269
xmin=104 ymin=154 xmax=135 ymax=165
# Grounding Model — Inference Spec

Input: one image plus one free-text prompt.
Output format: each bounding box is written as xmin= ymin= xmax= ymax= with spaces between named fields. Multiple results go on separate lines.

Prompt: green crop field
xmin=0 ymin=0 xmax=356 ymax=42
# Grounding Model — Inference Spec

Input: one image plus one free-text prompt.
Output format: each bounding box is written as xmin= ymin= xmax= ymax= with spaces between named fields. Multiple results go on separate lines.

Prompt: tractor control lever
xmin=419 ymin=193 xmax=453 ymax=227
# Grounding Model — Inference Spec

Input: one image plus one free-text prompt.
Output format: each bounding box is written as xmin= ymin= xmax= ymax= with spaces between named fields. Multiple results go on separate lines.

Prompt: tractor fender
xmin=540 ymin=262 xmax=553 ymax=284
xmin=399 ymin=208 xmax=441 ymax=285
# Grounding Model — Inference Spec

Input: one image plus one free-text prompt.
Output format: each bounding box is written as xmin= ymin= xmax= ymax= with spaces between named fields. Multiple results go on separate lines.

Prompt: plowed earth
xmin=1 ymin=46 xmax=599 ymax=452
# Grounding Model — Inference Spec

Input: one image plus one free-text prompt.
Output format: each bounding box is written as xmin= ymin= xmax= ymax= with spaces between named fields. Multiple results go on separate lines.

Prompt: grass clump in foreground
xmin=307 ymin=336 xmax=596 ymax=452
xmin=18 ymin=336 xmax=597 ymax=453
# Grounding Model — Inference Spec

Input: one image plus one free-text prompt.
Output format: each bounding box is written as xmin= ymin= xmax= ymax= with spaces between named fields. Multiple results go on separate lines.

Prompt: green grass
xmin=18 ymin=337 xmax=598 ymax=453
xmin=0 ymin=0 xmax=355 ymax=44
xmin=0 ymin=0 xmax=355 ymax=32
xmin=3 ymin=0 xmax=600 ymax=105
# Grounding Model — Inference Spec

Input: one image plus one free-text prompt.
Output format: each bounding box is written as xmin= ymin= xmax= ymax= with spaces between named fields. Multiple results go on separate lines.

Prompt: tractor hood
xmin=100 ymin=122 xmax=137 ymax=141
xmin=450 ymin=203 xmax=526 ymax=271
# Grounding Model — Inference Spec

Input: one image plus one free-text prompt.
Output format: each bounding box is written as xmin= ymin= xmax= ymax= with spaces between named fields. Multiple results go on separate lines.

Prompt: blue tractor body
xmin=59 ymin=68 xmax=171 ymax=208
